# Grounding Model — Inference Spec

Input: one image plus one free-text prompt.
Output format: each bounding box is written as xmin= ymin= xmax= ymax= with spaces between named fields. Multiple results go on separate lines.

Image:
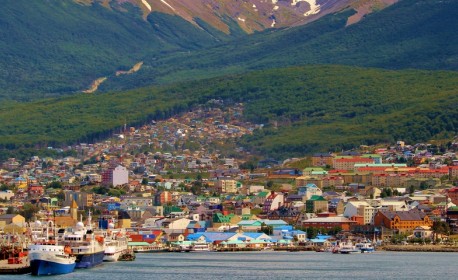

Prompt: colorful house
xmin=374 ymin=209 xmax=433 ymax=234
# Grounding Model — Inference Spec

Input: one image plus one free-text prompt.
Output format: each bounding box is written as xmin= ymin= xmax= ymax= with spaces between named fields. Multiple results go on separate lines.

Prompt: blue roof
xmin=200 ymin=232 xmax=237 ymax=242
xmin=263 ymin=220 xmax=288 ymax=226
xmin=242 ymin=233 xmax=264 ymax=239
xmin=273 ymin=225 xmax=293 ymax=231
xmin=309 ymin=239 xmax=327 ymax=243
xmin=315 ymin=234 xmax=332 ymax=240
xmin=186 ymin=233 xmax=205 ymax=241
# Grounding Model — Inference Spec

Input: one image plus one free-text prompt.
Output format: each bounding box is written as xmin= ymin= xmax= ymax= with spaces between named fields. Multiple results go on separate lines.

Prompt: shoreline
xmin=379 ymin=245 xmax=458 ymax=252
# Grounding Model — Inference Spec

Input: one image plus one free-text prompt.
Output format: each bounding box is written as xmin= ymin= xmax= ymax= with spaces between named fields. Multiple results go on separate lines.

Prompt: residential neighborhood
xmin=1 ymin=104 xmax=458 ymax=252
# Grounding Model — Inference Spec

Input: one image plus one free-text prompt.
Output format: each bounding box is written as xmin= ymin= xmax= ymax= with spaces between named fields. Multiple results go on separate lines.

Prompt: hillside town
xmin=1 ymin=103 xmax=458 ymax=259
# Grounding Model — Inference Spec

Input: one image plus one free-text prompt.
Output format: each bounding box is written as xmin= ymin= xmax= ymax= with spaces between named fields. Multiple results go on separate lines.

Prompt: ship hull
xmin=30 ymin=259 xmax=76 ymax=276
xmin=75 ymin=251 xmax=105 ymax=269
xmin=103 ymin=251 xmax=122 ymax=262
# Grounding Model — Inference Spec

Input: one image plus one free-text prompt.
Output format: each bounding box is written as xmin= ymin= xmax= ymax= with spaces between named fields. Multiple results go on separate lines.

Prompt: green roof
xmin=128 ymin=242 xmax=152 ymax=246
xmin=360 ymin=154 xmax=382 ymax=158
xmin=257 ymin=191 xmax=269 ymax=198
xmin=308 ymin=195 xmax=326 ymax=201
xmin=213 ymin=213 xmax=234 ymax=223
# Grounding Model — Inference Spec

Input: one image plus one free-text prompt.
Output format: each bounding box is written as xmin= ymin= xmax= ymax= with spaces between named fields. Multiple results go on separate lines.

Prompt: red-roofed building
xmin=448 ymin=187 xmax=458 ymax=205
xmin=322 ymin=176 xmax=344 ymax=188
xmin=333 ymin=157 xmax=375 ymax=170
xmin=28 ymin=184 xmax=44 ymax=197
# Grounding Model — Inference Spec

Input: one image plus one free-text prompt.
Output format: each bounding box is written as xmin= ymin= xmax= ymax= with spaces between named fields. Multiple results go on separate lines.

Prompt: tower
xmin=70 ymin=199 xmax=78 ymax=221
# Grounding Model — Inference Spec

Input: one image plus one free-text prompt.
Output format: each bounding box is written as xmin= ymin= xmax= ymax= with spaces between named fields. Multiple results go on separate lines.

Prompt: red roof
xmin=448 ymin=187 xmax=458 ymax=193
xmin=335 ymin=157 xmax=374 ymax=163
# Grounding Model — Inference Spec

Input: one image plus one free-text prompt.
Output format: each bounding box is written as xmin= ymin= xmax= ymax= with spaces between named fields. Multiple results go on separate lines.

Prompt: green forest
xmin=1 ymin=65 xmax=457 ymax=160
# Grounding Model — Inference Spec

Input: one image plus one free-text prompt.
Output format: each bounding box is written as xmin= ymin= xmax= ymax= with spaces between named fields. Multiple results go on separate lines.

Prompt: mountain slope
xmin=81 ymin=0 xmax=357 ymax=33
xmin=0 ymin=0 xmax=233 ymax=101
xmin=0 ymin=65 xmax=456 ymax=160
xmin=102 ymin=0 xmax=458 ymax=92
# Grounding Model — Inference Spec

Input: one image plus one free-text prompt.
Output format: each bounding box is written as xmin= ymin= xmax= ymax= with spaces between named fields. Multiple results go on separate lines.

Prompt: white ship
xmin=103 ymin=224 xmax=128 ymax=262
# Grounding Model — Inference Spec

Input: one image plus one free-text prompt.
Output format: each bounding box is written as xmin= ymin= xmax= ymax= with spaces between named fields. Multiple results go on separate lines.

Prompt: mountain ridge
xmin=101 ymin=0 xmax=458 ymax=92
xmin=76 ymin=0 xmax=375 ymax=33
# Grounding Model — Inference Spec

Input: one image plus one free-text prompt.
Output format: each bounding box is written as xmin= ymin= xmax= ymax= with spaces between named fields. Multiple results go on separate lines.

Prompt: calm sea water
xmin=1 ymin=251 xmax=457 ymax=279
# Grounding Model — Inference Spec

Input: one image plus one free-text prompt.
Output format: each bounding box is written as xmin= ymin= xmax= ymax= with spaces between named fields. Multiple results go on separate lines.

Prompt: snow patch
xmin=271 ymin=19 xmax=276 ymax=27
xmin=272 ymin=0 xmax=278 ymax=4
xmin=273 ymin=5 xmax=279 ymax=11
xmin=291 ymin=0 xmax=321 ymax=16
xmin=238 ymin=17 xmax=246 ymax=22
xmin=160 ymin=0 xmax=176 ymax=11
xmin=141 ymin=0 xmax=151 ymax=12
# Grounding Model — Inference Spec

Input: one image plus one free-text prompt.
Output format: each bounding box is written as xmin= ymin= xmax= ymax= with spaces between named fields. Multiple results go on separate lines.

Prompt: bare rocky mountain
xmin=77 ymin=0 xmax=397 ymax=33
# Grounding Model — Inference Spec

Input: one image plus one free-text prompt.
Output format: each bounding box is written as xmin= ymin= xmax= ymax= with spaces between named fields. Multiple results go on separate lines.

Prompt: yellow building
xmin=0 ymin=214 xmax=26 ymax=233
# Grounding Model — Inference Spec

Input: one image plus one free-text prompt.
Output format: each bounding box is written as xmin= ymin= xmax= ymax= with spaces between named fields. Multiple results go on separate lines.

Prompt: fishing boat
xmin=61 ymin=212 xmax=105 ymax=269
xmin=339 ymin=241 xmax=361 ymax=254
xmin=355 ymin=241 xmax=375 ymax=253
xmin=28 ymin=220 xmax=76 ymax=276
xmin=118 ymin=249 xmax=135 ymax=261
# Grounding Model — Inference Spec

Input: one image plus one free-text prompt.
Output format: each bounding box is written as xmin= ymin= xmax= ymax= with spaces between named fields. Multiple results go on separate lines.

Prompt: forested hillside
xmin=1 ymin=65 xmax=456 ymax=159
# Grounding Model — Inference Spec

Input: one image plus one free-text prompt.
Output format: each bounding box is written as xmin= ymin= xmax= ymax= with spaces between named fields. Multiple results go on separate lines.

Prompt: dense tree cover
xmin=0 ymin=0 xmax=236 ymax=101
xmin=0 ymin=65 xmax=457 ymax=160
xmin=103 ymin=0 xmax=458 ymax=92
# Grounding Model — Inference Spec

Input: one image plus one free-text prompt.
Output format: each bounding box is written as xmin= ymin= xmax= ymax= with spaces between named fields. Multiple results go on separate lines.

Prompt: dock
xmin=0 ymin=258 xmax=31 ymax=275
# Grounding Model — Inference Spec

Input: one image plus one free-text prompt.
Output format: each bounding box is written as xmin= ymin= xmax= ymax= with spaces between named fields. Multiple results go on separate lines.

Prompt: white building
xmin=102 ymin=165 xmax=128 ymax=187
xmin=343 ymin=201 xmax=377 ymax=225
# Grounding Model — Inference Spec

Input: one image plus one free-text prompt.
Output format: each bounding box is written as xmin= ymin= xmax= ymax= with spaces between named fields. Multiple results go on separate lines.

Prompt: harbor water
xmin=1 ymin=251 xmax=457 ymax=279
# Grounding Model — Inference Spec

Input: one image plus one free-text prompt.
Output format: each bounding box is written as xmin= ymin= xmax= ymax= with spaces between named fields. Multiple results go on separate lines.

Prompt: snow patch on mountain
xmin=141 ymin=0 xmax=151 ymax=12
xmin=291 ymin=0 xmax=321 ymax=16
xmin=160 ymin=0 xmax=175 ymax=11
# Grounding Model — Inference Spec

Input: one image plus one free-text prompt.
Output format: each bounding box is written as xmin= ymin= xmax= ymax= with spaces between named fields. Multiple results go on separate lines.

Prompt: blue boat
xmin=28 ymin=220 xmax=76 ymax=276
xmin=30 ymin=249 xmax=76 ymax=275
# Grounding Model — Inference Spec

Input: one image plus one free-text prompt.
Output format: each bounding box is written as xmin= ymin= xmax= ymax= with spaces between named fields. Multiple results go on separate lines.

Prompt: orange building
xmin=374 ymin=209 xmax=432 ymax=234
xmin=312 ymin=153 xmax=334 ymax=167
